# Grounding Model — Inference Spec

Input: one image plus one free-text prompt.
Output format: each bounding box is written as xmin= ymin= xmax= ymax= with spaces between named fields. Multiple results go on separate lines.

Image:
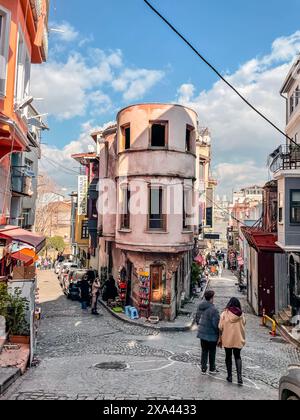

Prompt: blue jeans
xmin=81 ymin=301 xmax=88 ymax=310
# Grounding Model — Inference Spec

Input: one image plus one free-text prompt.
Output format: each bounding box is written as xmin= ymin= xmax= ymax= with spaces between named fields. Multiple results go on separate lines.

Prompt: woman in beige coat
xmin=219 ymin=297 xmax=246 ymax=385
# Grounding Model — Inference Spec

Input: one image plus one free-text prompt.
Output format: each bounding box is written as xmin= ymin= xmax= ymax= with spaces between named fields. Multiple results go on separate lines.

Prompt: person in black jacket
xmin=196 ymin=290 xmax=220 ymax=375
xmin=101 ymin=275 xmax=118 ymax=302
xmin=78 ymin=275 xmax=90 ymax=311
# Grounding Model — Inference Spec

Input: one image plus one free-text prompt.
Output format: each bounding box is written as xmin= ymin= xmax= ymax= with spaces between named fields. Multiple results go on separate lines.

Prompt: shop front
xmin=0 ymin=225 xmax=45 ymax=363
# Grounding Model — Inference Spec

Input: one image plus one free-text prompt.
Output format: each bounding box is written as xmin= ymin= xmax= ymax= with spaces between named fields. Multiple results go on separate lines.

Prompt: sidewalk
xmin=99 ymin=280 xmax=210 ymax=332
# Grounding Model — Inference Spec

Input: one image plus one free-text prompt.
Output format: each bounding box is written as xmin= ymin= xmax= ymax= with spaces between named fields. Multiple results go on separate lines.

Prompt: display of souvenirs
xmin=138 ymin=272 xmax=150 ymax=318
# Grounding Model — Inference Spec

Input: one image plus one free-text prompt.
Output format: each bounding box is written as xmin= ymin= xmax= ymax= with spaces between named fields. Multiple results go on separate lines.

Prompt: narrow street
xmin=1 ymin=269 xmax=299 ymax=401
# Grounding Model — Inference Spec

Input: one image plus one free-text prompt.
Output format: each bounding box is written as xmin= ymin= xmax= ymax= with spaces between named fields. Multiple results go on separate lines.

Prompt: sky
xmin=33 ymin=0 xmax=300 ymax=197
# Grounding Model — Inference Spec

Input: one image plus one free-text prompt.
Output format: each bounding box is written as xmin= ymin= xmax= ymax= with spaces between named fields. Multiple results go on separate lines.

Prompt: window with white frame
xmin=0 ymin=7 xmax=11 ymax=96
xmin=15 ymin=28 xmax=31 ymax=107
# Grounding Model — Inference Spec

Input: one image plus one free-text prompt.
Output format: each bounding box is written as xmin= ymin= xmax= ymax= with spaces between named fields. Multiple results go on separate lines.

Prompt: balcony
xmin=269 ymin=144 xmax=300 ymax=173
xmin=11 ymin=167 xmax=33 ymax=197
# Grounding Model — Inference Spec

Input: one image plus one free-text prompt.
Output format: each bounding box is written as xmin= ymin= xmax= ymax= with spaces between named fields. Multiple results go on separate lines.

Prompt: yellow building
xmin=74 ymin=213 xmax=89 ymax=268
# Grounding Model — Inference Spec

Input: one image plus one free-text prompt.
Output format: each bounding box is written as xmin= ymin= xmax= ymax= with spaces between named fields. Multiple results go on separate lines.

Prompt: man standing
xmin=196 ymin=290 xmax=220 ymax=375
xmin=78 ymin=275 xmax=90 ymax=312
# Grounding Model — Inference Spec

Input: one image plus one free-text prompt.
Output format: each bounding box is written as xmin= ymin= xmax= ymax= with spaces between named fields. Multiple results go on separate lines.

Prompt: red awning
xmin=11 ymin=251 xmax=34 ymax=266
xmin=241 ymin=227 xmax=282 ymax=253
xmin=0 ymin=226 xmax=45 ymax=252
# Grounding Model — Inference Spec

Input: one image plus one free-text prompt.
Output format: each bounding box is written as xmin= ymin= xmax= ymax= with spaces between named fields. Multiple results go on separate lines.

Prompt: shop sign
xmin=78 ymin=175 xmax=88 ymax=216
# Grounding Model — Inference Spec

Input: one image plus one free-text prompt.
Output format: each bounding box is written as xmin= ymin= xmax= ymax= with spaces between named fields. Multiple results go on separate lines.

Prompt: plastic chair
xmin=125 ymin=306 xmax=132 ymax=317
xmin=129 ymin=307 xmax=139 ymax=320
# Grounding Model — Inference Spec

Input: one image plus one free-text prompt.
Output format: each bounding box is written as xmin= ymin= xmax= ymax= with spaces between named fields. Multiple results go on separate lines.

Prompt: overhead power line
xmin=143 ymin=0 xmax=300 ymax=150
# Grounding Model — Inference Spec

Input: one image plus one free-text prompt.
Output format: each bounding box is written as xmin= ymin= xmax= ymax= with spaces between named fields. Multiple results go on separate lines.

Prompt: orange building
xmin=0 ymin=0 xmax=49 ymax=224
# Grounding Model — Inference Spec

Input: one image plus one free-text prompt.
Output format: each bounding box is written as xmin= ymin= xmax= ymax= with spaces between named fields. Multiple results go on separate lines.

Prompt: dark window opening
xmin=291 ymin=190 xmax=300 ymax=224
xmin=186 ymin=128 xmax=191 ymax=152
xmin=290 ymin=95 xmax=294 ymax=115
xmin=91 ymin=199 xmax=98 ymax=219
xmin=206 ymin=207 xmax=213 ymax=228
xmin=151 ymin=122 xmax=167 ymax=147
xmin=125 ymin=126 xmax=131 ymax=150
xmin=278 ymin=207 xmax=283 ymax=223
xmin=121 ymin=187 xmax=130 ymax=229
xmin=186 ymin=126 xmax=194 ymax=152
xmin=183 ymin=188 xmax=191 ymax=230
xmin=81 ymin=220 xmax=89 ymax=239
xmin=149 ymin=187 xmax=165 ymax=230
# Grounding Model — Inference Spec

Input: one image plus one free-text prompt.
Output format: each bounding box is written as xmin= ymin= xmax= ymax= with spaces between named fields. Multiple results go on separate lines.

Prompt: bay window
xmin=291 ymin=190 xmax=300 ymax=224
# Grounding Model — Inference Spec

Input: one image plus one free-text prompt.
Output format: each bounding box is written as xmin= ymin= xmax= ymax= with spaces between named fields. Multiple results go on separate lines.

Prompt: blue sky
xmin=34 ymin=0 xmax=300 ymax=194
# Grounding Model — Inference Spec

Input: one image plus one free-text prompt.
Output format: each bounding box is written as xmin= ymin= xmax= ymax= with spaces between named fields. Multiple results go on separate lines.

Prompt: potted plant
xmin=6 ymin=289 xmax=30 ymax=345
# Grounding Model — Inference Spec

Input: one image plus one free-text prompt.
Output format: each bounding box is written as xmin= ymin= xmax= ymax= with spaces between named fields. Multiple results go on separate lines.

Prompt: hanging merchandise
xmin=138 ymin=271 xmax=151 ymax=318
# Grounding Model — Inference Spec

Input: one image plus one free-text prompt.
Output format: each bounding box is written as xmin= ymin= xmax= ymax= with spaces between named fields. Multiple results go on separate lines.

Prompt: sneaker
xmin=209 ymin=369 xmax=219 ymax=375
xmin=201 ymin=368 xmax=207 ymax=375
xmin=92 ymin=311 xmax=100 ymax=316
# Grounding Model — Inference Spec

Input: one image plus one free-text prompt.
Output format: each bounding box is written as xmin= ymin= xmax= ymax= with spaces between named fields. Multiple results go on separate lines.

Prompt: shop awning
xmin=0 ymin=226 xmax=45 ymax=252
xmin=10 ymin=251 xmax=34 ymax=266
xmin=241 ymin=227 xmax=282 ymax=253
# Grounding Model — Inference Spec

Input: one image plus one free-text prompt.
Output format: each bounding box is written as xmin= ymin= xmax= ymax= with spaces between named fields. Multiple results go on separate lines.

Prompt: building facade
xmin=269 ymin=55 xmax=300 ymax=319
xmin=72 ymin=152 xmax=99 ymax=270
xmin=75 ymin=103 xmax=212 ymax=321
xmin=0 ymin=0 xmax=49 ymax=227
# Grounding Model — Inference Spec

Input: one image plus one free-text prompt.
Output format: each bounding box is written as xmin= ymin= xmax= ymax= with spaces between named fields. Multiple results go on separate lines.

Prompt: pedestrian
xmin=218 ymin=297 xmax=246 ymax=385
xmin=43 ymin=258 xmax=48 ymax=271
xmin=196 ymin=290 xmax=220 ymax=375
xmin=101 ymin=275 xmax=119 ymax=303
xmin=91 ymin=277 xmax=101 ymax=315
xmin=78 ymin=275 xmax=90 ymax=312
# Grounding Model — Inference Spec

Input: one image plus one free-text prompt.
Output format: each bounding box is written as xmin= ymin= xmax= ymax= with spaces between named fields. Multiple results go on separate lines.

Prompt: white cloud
xmin=112 ymin=69 xmax=165 ymax=101
xmin=50 ymin=21 xmax=79 ymax=43
xmin=32 ymin=43 xmax=164 ymax=120
xmin=214 ymin=161 xmax=269 ymax=194
xmin=177 ymin=30 xmax=300 ymax=195
xmin=40 ymin=121 xmax=114 ymax=190
xmin=31 ymin=50 xmax=121 ymax=120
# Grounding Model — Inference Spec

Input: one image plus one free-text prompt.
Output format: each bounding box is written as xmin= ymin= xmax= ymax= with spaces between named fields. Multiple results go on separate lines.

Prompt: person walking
xmin=91 ymin=277 xmax=101 ymax=315
xmin=43 ymin=258 xmax=48 ymax=271
xmin=219 ymin=297 xmax=246 ymax=385
xmin=78 ymin=275 xmax=90 ymax=312
xmin=196 ymin=290 xmax=220 ymax=375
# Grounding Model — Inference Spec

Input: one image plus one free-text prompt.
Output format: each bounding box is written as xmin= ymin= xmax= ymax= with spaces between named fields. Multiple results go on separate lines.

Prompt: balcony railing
xmin=269 ymin=144 xmax=300 ymax=173
xmin=11 ymin=167 xmax=33 ymax=196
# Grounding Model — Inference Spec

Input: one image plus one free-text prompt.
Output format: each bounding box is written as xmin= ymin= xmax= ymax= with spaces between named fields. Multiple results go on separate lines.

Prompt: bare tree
xmin=34 ymin=173 xmax=64 ymax=236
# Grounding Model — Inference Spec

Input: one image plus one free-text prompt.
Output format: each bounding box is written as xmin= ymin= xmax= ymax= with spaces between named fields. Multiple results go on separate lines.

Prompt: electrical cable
xmin=143 ymin=0 xmax=300 ymax=150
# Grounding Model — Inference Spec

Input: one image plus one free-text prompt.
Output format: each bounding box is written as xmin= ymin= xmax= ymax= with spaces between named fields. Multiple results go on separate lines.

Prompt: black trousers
xmin=225 ymin=348 xmax=241 ymax=363
xmin=200 ymin=339 xmax=217 ymax=371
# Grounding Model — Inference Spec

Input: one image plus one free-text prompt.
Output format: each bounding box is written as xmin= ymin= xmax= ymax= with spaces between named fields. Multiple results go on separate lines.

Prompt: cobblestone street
xmin=1 ymin=270 xmax=299 ymax=400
